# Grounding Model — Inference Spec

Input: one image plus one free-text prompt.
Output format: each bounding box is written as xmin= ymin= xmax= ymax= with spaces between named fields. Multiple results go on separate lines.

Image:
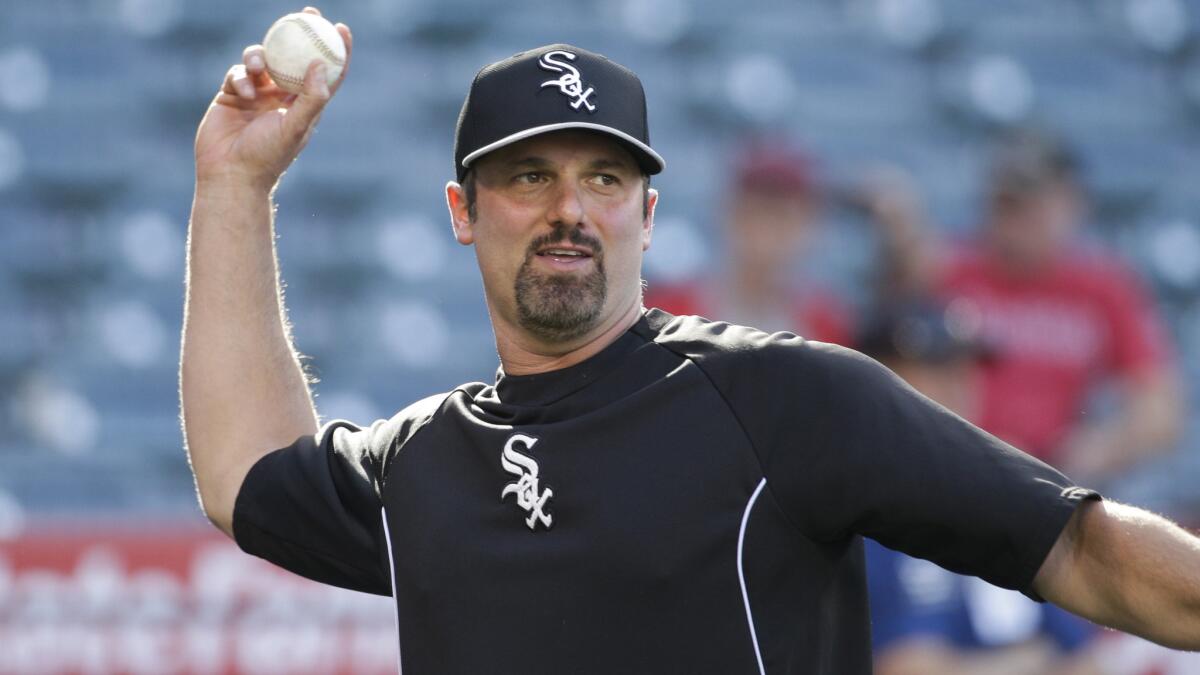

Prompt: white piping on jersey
xmin=381 ymin=507 xmax=403 ymax=675
xmin=739 ymin=478 xmax=768 ymax=675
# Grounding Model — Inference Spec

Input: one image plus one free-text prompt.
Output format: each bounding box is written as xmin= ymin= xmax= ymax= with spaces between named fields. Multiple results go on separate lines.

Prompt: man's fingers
xmin=282 ymin=61 xmax=331 ymax=139
xmin=233 ymin=66 xmax=255 ymax=100
xmin=329 ymin=23 xmax=353 ymax=94
xmin=243 ymin=44 xmax=265 ymax=73
xmin=338 ymin=23 xmax=353 ymax=64
xmin=243 ymin=44 xmax=272 ymax=89
xmin=214 ymin=92 xmax=251 ymax=109
xmin=303 ymin=6 xmax=321 ymax=15
xmin=300 ymin=59 xmax=330 ymax=102
xmin=222 ymin=64 xmax=256 ymax=100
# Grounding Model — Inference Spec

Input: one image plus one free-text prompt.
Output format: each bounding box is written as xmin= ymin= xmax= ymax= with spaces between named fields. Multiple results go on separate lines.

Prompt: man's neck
xmin=494 ymin=301 xmax=645 ymax=376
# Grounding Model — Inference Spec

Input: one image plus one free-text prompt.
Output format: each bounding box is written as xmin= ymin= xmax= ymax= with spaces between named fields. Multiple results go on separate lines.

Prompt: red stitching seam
xmin=286 ymin=16 xmax=345 ymax=66
xmin=267 ymin=66 xmax=305 ymax=89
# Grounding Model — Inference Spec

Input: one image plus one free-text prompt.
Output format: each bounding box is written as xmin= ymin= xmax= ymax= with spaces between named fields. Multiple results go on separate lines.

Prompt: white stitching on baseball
xmin=286 ymin=16 xmax=345 ymax=66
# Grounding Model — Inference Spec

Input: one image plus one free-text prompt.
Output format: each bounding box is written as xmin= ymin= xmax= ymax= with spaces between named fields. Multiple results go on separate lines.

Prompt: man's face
xmin=729 ymin=189 xmax=818 ymax=272
xmin=989 ymin=179 xmax=1083 ymax=269
xmin=448 ymin=130 xmax=656 ymax=344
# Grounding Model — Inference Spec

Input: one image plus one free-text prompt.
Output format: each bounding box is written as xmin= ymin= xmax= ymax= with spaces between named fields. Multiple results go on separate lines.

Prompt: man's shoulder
xmin=368 ymin=384 xmax=488 ymax=446
xmin=641 ymin=307 xmax=862 ymax=377
xmin=392 ymin=390 xmax=459 ymax=423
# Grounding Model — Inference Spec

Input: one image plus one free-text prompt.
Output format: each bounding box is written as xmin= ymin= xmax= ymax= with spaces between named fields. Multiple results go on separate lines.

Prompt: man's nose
xmin=546 ymin=179 xmax=585 ymax=227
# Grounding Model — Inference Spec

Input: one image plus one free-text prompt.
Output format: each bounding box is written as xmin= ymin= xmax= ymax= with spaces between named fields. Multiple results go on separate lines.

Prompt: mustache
xmin=526 ymin=224 xmax=603 ymax=258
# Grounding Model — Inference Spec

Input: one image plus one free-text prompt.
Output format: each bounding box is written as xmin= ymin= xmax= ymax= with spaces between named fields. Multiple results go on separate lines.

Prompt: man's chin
xmin=513 ymin=263 xmax=607 ymax=342
xmin=515 ymin=284 xmax=606 ymax=342
xmin=516 ymin=304 xmax=602 ymax=343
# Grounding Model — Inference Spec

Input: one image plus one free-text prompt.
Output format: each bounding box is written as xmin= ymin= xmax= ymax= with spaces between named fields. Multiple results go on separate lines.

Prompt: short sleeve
xmin=233 ymin=419 xmax=393 ymax=595
xmin=728 ymin=338 xmax=1100 ymax=596
xmin=232 ymin=393 xmax=451 ymax=593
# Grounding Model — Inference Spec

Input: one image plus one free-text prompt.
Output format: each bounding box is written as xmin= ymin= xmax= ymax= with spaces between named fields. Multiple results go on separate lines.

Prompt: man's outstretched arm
xmin=181 ymin=9 xmax=352 ymax=536
xmin=1034 ymin=498 xmax=1200 ymax=650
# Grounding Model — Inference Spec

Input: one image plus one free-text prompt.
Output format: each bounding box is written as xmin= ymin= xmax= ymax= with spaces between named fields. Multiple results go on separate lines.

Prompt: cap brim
xmin=460 ymin=122 xmax=665 ymax=175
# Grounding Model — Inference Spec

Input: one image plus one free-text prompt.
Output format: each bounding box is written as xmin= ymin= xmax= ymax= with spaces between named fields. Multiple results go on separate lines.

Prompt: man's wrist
xmin=194 ymin=170 xmax=279 ymax=199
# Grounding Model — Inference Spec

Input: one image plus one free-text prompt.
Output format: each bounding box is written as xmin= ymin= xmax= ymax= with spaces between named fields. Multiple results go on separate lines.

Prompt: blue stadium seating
xmin=0 ymin=0 xmax=1197 ymax=522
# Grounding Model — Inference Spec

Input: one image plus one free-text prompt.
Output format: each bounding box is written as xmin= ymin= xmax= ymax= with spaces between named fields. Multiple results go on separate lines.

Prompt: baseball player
xmin=182 ymin=9 xmax=1200 ymax=674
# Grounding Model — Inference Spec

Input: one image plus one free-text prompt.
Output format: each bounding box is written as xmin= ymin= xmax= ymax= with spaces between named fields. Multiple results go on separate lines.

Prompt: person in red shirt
xmin=645 ymin=141 xmax=853 ymax=345
xmin=868 ymin=129 xmax=1183 ymax=481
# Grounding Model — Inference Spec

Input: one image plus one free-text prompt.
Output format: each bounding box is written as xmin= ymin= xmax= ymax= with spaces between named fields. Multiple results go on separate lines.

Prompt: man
xmin=182 ymin=9 xmax=1200 ymax=674
xmin=645 ymin=141 xmax=853 ymax=344
xmin=866 ymin=133 xmax=1183 ymax=483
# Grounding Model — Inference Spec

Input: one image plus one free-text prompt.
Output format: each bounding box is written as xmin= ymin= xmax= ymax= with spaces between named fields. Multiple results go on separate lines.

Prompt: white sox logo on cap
xmin=454 ymin=43 xmax=664 ymax=180
xmin=500 ymin=433 xmax=554 ymax=531
xmin=538 ymin=50 xmax=596 ymax=112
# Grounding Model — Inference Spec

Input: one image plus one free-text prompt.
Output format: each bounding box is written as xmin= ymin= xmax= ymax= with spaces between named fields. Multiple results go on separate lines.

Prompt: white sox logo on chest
xmin=500 ymin=433 xmax=554 ymax=531
xmin=538 ymin=50 xmax=596 ymax=112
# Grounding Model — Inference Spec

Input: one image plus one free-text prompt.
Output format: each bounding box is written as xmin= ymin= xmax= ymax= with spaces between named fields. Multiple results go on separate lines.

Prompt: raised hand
xmin=194 ymin=7 xmax=352 ymax=192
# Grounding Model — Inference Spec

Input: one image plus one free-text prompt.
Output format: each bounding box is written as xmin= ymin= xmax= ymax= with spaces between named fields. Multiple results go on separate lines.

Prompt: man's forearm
xmin=1039 ymin=500 xmax=1200 ymax=650
xmin=1102 ymin=504 xmax=1200 ymax=650
xmin=180 ymin=179 xmax=319 ymax=535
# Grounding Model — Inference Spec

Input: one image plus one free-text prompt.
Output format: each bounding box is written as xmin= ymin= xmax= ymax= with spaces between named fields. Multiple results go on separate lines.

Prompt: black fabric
xmin=233 ymin=393 xmax=448 ymax=594
xmin=645 ymin=313 xmax=1097 ymax=595
xmin=233 ymin=309 xmax=1098 ymax=675
xmin=453 ymin=43 xmax=663 ymax=180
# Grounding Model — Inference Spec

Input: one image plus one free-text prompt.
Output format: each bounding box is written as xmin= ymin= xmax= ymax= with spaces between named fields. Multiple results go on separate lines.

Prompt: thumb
xmin=283 ymin=60 xmax=332 ymax=139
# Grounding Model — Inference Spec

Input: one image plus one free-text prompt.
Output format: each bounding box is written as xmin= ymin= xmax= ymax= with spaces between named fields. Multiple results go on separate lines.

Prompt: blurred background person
xmin=859 ymin=300 xmax=1103 ymax=675
xmin=645 ymin=140 xmax=854 ymax=345
xmin=864 ymin=129 xmax=1184 ymax=486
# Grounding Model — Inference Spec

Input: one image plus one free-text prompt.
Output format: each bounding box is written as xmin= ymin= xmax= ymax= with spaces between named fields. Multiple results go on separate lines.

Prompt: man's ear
xmin=642 ymin=188 xmax=658 ymax=252
xmin=446 ymin=181 xmax=474 ymax=245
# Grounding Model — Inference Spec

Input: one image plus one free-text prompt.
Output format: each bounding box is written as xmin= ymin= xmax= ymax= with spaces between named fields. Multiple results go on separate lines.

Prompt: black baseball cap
xmin=453 ymin=43 xmax=666 ymax=182
xmin=858 ymin=301 xmax=992 ymax=365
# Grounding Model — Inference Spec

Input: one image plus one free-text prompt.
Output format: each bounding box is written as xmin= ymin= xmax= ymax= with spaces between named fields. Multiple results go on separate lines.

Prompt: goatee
xmin=514 ymin=225 xmax=606 ymax=342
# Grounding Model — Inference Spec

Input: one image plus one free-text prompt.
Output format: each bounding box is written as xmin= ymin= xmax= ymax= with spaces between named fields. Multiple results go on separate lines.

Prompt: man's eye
xmin=516 ymin=172 xmax=543 ymax=184
xmin=594 ymin=174 xmax=618 ymax=186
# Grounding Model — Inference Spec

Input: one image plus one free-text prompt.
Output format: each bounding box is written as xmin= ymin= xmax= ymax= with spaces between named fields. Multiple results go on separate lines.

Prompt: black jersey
xmin=234 ymin=309 xmax=1097 ymax=675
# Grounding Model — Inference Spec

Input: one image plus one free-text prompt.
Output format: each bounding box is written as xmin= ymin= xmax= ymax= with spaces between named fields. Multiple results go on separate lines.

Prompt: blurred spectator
xmin=645 ymin=139 xmax=853 ymax=344
xmin=857 ymin=300 xmax=987 ymax=422
xmin=859 ymin=301 xmax=1103 ymax=675
xmin=864 ymin=129 xmax=1184 ymax=484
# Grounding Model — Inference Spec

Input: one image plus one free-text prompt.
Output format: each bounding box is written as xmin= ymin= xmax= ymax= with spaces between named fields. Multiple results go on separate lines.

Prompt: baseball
xmin=262 ymin=12 xmax=346 ymax=94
